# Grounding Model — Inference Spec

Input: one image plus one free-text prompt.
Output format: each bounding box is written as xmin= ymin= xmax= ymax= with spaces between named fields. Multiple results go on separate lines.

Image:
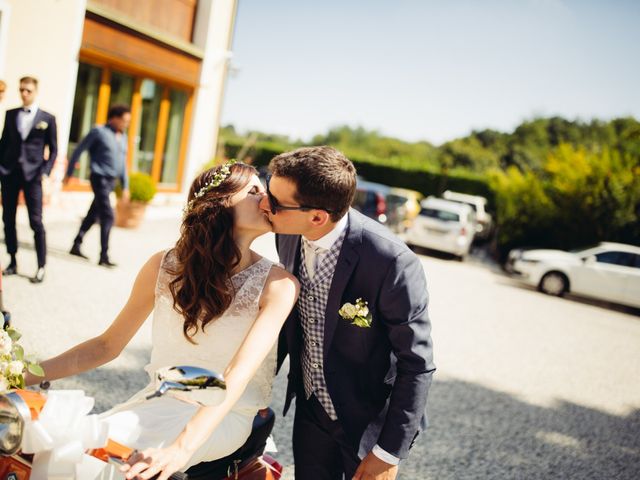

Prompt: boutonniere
xmin=338 ymin=298 xmax=372 ymax=328
xmin=35 ymin=121 xmax=48 ymax=130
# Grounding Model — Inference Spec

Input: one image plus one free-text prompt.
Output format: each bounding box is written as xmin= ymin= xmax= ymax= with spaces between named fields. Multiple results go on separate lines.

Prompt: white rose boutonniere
xmin=338 ymin=298 xmax=372 ymax=328
xmin=35 ymin=121 xmax=48 ymax=130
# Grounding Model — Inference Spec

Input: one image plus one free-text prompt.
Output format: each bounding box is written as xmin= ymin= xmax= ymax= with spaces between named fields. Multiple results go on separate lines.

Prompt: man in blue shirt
xmin=64 ymin=104 xmax=130 ymax=267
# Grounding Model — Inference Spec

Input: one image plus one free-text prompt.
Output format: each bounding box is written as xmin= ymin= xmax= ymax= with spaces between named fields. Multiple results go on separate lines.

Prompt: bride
xmin=25 ymin=161 xmax=299 ymax=479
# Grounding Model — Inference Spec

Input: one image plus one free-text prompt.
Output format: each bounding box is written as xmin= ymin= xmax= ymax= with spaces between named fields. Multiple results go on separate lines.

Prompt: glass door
xmin=68 ymin=63 xmax=102 ymax=180
xmin=132 ymin=79 xmax=162 ymax=175
xmin=160 ymin=89 xmax=188 ymax=185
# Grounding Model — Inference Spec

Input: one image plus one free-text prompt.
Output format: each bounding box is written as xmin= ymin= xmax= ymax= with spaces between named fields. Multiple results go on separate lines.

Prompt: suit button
xmin=309 ymin=318 xmax=316 ymax=324
xmin=312 ymin=363 xmax=320 ymax=369
xmin=307 ymin=295 xmax=314 ymax=301
xmin=311 ymin=341 xmax=317 ymax=347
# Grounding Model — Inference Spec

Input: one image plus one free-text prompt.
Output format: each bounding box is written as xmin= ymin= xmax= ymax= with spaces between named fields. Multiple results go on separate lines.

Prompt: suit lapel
xmin=323 ymin=210 xmax=362 ymax=360
xmin=280 ymin=233 xmax=302 ymax=276
xmin=26 ymin=109 xmax=43 ymax=139
xmin=280 ymin=234 xmax=302 ymax=343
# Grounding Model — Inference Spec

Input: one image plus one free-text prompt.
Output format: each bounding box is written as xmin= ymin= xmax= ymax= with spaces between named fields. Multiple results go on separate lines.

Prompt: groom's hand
xmin=352 ymin=452 xmax=399 ymax=480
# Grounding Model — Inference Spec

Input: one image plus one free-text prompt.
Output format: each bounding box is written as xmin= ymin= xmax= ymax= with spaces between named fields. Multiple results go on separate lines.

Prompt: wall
xmin=2 ymin=0 xmax=87 ymax=181
xmin=182 ymin=0 xmax=237 ymax=193
xmin=90 ymin=0 xmax=197 ymax=43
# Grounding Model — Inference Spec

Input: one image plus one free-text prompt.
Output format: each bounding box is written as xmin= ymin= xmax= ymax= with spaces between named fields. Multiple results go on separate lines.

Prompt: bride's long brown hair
xmin=168 ymin=162 xmax=257 ymax=342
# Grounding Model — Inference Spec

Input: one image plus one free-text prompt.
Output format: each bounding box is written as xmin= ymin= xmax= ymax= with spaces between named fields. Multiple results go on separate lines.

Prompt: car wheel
xmin=538 ymin=272 xmax=568 ymax=296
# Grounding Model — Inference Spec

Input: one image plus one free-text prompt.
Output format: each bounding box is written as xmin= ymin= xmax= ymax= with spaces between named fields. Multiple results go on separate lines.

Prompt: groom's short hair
xmin=269 ymin=146 xmax=356 ymax=222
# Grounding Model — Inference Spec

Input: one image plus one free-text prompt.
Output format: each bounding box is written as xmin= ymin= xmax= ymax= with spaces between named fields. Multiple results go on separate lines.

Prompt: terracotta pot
xmin=115 ymin=200 xmax=147 ymax=228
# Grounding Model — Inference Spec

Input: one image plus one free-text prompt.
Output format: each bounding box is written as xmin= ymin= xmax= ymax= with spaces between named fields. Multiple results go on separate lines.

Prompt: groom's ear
xmin=310 ymin=210 xmax=330 ymax=227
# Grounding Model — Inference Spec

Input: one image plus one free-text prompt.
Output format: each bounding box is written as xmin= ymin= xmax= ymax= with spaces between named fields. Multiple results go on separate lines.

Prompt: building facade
xmin=0 ymin=0 xmax=237 ymax=198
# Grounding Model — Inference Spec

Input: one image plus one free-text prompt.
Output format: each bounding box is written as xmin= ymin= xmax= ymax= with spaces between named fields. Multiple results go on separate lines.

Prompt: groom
xmin=261 ymin=146 xmax=435 ymax=479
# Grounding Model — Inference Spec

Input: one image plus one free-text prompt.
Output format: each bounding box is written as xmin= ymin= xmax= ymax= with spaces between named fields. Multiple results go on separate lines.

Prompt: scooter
xmin=0 ymin=366 xmax=283 ymax=479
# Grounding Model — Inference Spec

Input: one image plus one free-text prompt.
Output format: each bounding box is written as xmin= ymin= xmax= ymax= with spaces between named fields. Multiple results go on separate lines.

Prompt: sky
xmin=220 ymin=0 xmax=640 ymax=146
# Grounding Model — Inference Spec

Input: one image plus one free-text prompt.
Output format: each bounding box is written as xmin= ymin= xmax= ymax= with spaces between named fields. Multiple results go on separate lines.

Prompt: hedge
xmin=221 ymin=139 xmax=494 ymax=204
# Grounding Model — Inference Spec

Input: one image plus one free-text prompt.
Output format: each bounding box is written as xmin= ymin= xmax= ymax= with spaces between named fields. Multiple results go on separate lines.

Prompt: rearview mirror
xmin=583 ymin=255 xmax=597 ymax=265
xmin=146 ymin=366 xmax=226 ymax=402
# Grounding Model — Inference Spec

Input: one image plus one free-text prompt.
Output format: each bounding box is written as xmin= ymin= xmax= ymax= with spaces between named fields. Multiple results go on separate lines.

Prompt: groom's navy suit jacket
xmin=277 ymin=209 xmax=435 ymax=460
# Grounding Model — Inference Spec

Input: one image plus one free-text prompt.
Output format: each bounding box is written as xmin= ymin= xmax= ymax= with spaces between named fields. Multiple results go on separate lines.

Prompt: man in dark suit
xmin=260 ymin=146 xmax=435 ymax=480
xmin=0 ymin=76 xmax=57 ymax=283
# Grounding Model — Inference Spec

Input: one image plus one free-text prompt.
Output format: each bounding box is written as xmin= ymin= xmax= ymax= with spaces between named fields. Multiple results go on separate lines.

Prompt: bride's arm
xmin=121 ymin=266 xmax=299 ymax=480
xmin=24 ymin=252 xmax=163 ymax=386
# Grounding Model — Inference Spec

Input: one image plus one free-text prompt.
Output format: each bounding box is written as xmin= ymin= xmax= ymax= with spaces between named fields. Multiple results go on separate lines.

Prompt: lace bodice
xmin=145 ymin=250 xmax=278 ymax=411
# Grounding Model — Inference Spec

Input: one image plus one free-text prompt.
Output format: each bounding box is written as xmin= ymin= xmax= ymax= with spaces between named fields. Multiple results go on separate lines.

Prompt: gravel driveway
xmin=7 ymin=207 xmax=639 ymax=479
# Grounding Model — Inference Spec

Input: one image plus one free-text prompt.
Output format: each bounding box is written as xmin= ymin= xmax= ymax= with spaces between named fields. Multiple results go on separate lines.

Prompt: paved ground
xmin=4 ymin=197 xmax=640 ymax=479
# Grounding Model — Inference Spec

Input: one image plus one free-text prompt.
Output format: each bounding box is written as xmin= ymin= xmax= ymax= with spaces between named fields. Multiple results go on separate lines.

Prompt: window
xmin=67 ymin=62 xmax=193 ymax=190
xmin=109 ymin=71 xmax=134 ymax=108
xmin=420 ymin=208 xmax=460 ymax=222
xmin=68 ymin=63 xmax=102 ymax=180
xmin=132 ymin=79 xmax=162 ymax=176
xmin=161 ymin=89 xmax=188 ymax=184
xmin=595 ymin=251 xmax=634 ymax=267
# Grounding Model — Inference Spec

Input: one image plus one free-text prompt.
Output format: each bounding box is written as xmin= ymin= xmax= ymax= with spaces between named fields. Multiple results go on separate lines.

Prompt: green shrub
xmin=116 ymin=172 xmax=157 ymax=203
xmin=219 ymin=139 xmax=493 ymax=203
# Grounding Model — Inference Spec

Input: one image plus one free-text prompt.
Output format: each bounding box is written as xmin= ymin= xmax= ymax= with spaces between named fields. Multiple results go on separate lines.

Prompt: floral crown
xmin=184 ymin=159 xmax=237 ymax=214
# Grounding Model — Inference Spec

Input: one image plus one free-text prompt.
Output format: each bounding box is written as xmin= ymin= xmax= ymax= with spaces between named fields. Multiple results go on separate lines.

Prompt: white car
xmin=443 ymin=190 xmax=493 ymax=240
xmin=403 ymin=197 xmax=476 ymax=260
xmin=508 ymin=242 xmax=640 ymax=308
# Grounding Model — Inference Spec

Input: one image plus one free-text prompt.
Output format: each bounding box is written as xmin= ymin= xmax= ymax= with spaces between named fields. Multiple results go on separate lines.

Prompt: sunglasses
xmin=265 ymin=175 xmax=334 ymax=215
xmin=19 ymin=88 xmax=34 ymax=94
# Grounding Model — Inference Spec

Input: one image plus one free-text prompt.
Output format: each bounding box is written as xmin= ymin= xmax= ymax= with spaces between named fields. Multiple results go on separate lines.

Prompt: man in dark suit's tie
xmin=0 ymin=76 xmax=58 ymax=283
xmin=261 ymin=146 xmax=435 ymax=480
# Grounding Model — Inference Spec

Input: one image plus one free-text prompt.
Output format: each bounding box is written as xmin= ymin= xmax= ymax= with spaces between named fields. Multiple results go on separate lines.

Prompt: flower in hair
xmin=184 ymin=159 xmax=237 ymax=214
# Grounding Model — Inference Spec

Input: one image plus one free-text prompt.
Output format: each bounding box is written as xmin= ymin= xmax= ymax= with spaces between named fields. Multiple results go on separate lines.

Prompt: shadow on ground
xmin=269 ymin=376 xmax=640 ymax=480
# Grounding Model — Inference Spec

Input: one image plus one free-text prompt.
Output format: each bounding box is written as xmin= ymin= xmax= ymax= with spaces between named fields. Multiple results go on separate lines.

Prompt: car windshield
xmin=420 ymin=207 xmax=459 ymax=222
xmin=445 ymin=197 xmax=478 ymax=212
xmin=570 ymin=243 xmax=600 ymax=254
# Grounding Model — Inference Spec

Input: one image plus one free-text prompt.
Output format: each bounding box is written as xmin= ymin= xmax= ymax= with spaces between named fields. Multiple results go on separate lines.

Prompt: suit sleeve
xmin=0 ymin=111 xmax=11 ymax=162
xmin=44 ymin=114 xmax=58 ymax=175
xmin=66 ymin=127 xmax=96 ymax=177
xmin=376 ymin=250 xmax=435 ymax=459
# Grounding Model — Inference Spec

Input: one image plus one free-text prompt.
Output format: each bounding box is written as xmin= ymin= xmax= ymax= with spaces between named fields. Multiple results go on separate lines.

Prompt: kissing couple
xmin=27 ymin=146 xmax=435 ymax=480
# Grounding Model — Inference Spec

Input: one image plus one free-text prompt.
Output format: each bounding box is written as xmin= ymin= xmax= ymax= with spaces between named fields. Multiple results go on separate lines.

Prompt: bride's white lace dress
xmin=100 ymin=250 xmax=279 ymax=468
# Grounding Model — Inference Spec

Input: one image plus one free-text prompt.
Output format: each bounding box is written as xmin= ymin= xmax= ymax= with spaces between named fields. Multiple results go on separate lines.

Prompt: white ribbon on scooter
xmin=20 ymin=390 xmax=110 ymax=480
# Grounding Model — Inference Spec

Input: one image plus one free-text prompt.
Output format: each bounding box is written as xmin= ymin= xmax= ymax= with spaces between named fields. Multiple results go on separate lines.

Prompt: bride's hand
xmin=120 ymin=445 xmax=192 ymax=480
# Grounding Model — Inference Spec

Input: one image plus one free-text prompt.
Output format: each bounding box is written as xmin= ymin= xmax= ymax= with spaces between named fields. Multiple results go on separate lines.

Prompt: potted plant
xmin=115 ymin=172 xmax=157 ymax=228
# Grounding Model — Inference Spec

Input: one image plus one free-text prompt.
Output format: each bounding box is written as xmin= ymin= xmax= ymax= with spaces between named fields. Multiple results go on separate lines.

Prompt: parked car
xmin=442 ymin=190 xmax=493 ymax=240
xmin=403 ymin=197 xmax=476 ymax=260
xmin=507 ymin=242 xmax=640 ymax=308
xmin=352 ymin=178 xmax=389 ymax=222
xmin=351 ymin=179 xmax=406 ymax=233
xmin=388 ymin=187 xmax=423 ymax=230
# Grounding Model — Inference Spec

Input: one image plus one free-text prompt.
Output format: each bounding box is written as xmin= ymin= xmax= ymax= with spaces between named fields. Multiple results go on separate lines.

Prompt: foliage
xmin=217 ymin=118 xmax=640 ymax=255
xmin=218 ymin=137 xmax=493 ymax=201
xmin=490 ymin=143 xmax=640 ymax=257
xmin=0 ymin=326 xmax=44 ymax=391
xmin=125 ymin=172 xmax=157 ymax=203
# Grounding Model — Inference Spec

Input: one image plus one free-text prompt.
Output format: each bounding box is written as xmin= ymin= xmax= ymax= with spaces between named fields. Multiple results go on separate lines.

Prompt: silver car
xmin=403 ymin=197 xmax=476 ymax=260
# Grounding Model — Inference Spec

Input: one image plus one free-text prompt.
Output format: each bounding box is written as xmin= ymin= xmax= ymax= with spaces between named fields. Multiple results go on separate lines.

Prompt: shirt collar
xmin=21 ymin=104 xmax=38 ymax=114
xmin=304 ymin=214 xmax=349 ymax=252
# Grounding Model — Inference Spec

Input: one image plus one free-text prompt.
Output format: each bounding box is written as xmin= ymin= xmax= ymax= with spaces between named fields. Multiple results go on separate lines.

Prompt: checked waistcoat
xmin=297 ymin=228 xmax=347 ymax=420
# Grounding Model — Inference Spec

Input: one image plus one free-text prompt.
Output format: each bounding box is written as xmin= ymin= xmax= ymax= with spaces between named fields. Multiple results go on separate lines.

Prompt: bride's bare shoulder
xmin=262 ymin=263 xmax=299 ymax=303
xmin=136 ymin=250 xmax=169 ymax=282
